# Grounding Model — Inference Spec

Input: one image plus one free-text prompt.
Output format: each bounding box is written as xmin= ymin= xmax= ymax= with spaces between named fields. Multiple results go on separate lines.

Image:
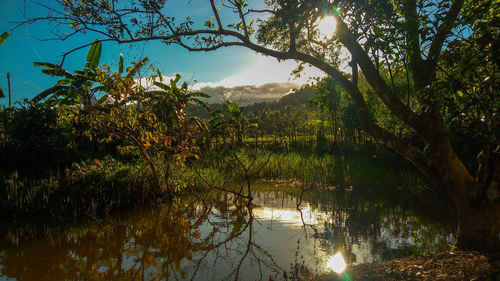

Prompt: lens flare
xmin=326 ymin=252 xmax=347 ymax=273
xmin=332 ymin=7 xmax=341 ymax=16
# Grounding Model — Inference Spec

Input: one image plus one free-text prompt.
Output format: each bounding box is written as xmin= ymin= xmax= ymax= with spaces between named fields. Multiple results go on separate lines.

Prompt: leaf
xmin=0 ymin=31 xmax=9 ymax=46
xmin=173 ymin=73 xmax=181 ymax=83
xmin=226 ymin=100 xmax=241 ymax=114
xmin=190 ymin=98 xmax=212 ymax=112
xmin=56 ymin=77 xmax=75 ymax=86
xmin=156 ymin=69 xmax=162 ymax=81
xmin=86 ymin=40 xmax=98 ymax=64
xmin=118 ymin=54 xmax=124 ymax=74
xmin=33 ymin=62 xmax=62 ymax=70
xmin=31 ymin=86 xmax=67 ymax=103
xmin=153 ymin=81 xmax=170 ymax=92
xmin=41 ymin=68 xmax=73 ymax=77
xmin=127 ymin=57 xmax=148 ymax=78
xmin=0 ymin=87 xmax=4 ymax=98
xmin=190 ymin=92 xmax=210 ymax=98
xmin=88 ymin=40 xmax=102 ymax=70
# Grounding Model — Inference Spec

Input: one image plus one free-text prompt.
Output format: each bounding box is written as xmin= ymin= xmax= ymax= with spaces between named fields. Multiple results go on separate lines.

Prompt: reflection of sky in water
xmin=178 ymin=202 xmax=334 ymax=280
xmin=253 ymin=206 xmax=324 ymax=227
xmin=0 ymin=190 xmax=451 ymax=281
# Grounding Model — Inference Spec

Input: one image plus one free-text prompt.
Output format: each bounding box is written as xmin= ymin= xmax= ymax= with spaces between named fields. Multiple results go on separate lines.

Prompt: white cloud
xmin=191 ymin=55 xmax=327 ymax=90
xmin=136 ymin=52 xmax=351 ymax=105
xmin=197 ymin=82 xmax=299 ymax=105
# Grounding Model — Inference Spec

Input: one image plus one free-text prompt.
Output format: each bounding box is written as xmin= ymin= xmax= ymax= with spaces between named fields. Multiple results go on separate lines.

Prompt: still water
xmin=0 ymin=185 xmax=452 ymax=280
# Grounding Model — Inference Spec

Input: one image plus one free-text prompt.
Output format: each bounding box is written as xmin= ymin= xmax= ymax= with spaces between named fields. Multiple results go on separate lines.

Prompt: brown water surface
xmin=0 ymin=186 xmax=452 ymax=280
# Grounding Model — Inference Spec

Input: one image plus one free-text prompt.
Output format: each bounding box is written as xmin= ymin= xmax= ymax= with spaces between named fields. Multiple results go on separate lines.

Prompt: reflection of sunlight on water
xmin=327 ymin=252 xmax=347 ymax=273
xmin=253 ymin=206 xmax=324 ymax=227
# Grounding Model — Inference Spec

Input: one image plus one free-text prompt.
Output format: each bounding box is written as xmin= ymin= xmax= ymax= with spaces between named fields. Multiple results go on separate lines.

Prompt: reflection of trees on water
xmin=0 ymin=193 xmax=282 ymax=281
xmin=261 ymin=187 xmax=450 ymax=265
xmin=0 ymin=187 xmax=451 ymax=280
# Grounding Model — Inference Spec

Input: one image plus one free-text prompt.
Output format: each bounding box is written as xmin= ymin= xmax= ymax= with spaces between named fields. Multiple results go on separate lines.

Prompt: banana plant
xmin=149 ymin=74 xmax=211 ymax=110
xmin=146 ymin=74 xmax=211 ymax=129
xmin=209 ymin=100 xmax=248 ymax=146
xmin=31 ymin=39 xmax=102 ymax=107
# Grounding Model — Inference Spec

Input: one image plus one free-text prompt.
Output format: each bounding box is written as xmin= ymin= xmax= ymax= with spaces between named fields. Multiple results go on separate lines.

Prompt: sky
xmin=0 ymin=0 xmax=331 ymax=107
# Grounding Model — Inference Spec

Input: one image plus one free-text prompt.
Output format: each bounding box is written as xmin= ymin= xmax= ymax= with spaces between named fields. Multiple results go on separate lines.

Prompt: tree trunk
xmin=430 ymin=145 xmax=500 ymax=252
xmin=455 ymin=203 xmax=500 ymax=252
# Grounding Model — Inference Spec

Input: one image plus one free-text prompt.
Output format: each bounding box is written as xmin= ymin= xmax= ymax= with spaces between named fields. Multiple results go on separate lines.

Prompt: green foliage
xmin=1 ymin=156 xmax=157 ymax=221
xmin=208 ymin=100 xmax=250 ymax=146
xmin=85 ymin=39 xmax=102 ymax=70
xmin=195 ymin=145 xmax=425 ymax=190
xmin=32 ymin=40 xmax=102 ymax=106
xmin=84 ymin=58 xmax=209 ymax=194
xmin=2 ymin=44 xmax=212 ymax=221
xmin=0 ymin=102 xmax=78 ymax=178
xmin=434 ymin=0 xmax=500 ymax=162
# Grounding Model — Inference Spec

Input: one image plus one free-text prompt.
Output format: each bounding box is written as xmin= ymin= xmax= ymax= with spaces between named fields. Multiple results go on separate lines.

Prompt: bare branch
xmin=246 ymin=9 xmax=276 ymax=15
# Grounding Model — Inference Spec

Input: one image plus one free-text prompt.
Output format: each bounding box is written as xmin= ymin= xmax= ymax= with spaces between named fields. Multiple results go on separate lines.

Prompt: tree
xmin=87 ymin=59 xmax=207 ymax=197
xmin=27 ymin=0 xmax=499 ymax=251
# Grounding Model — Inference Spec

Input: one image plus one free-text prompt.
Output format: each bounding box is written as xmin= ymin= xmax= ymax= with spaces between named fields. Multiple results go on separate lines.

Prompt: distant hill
xmin=195 ymin=82 xmax=299 ymax=106
xmin=243 ymin=85 xmax=315 ymax=113
xmin=186 ymin=85 xmax=316 ymax=118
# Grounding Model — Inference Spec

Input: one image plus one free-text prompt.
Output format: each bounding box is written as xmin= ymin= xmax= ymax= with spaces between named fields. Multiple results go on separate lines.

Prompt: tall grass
xmin=194 ymin=147 xmax=427 ymax=190
xmin=1 ymin=156 xmax=159 ymax=222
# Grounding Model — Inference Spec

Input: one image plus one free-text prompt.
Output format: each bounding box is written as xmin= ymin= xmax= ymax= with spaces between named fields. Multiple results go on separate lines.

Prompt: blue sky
xmin=0 ymin=0 xmax=328 ymax=107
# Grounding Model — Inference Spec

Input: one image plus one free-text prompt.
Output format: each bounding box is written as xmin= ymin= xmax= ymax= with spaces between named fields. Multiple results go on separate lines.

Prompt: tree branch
xmin=210 ymin=0 xmax=224 ymax=31
xmin=427 ymin=0 xmax=465 ymax=66
xmin=403 ymin=0 xmax=426 ymax=88
xmin=335 ymin=17 xmax=423 ymax=132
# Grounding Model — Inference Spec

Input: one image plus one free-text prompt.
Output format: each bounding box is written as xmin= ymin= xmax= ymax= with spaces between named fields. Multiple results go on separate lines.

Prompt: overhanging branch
xmin=427 ymin=0 xmax=465 ymax=67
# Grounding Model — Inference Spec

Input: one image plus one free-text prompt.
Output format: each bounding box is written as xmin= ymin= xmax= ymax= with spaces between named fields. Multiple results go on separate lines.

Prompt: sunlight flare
xmin=316 ymin=16 xmax=337 ymax=39
xmin=327 ymin=252 xmax=347 ymax=273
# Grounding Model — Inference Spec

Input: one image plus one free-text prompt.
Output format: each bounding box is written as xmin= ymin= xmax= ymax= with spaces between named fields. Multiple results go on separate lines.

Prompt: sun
xmin=316 ymin=16 xmax=337 ymax=39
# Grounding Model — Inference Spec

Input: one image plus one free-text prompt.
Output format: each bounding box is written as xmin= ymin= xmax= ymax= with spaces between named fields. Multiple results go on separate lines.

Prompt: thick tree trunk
xmin=456 ymin=203 xmax=500 ymax=252
xmin=432 ymin=145 xmax=500 ymax=252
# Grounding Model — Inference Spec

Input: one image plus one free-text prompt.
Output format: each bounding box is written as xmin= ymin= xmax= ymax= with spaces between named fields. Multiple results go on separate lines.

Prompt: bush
xmin=0 ymin=103 xmax=78 ymax=178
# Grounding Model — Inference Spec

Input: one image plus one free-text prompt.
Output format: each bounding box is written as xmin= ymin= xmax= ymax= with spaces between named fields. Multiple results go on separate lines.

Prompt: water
xmin=0 ymin=184 xmax=452 ymax=280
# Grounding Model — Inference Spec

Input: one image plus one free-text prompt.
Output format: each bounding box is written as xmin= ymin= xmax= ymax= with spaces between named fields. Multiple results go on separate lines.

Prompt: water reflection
xmin=0 ymin=187 xmax=452 ymax=281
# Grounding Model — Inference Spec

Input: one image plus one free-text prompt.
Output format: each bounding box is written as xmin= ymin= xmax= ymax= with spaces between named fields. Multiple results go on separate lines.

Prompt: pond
xmin=0 ymin=184 xmax=453 ymax=281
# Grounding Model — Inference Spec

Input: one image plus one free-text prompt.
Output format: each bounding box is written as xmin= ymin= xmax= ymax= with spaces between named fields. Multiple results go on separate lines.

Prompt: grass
xmin=193 ymin=146 xmax=427 ymax=190
xmin=1 ymin=156 xmax=159 ymax=222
